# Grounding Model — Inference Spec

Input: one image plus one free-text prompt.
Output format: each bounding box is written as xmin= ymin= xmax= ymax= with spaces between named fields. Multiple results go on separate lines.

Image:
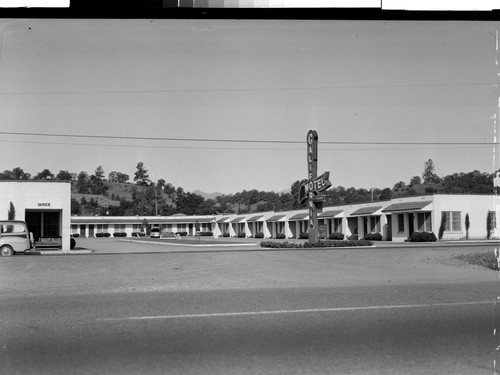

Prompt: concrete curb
xmin=120 ymin=239 xmax=259 ymax=247
xmin=30 ymin=250 xmax=94 ymax=255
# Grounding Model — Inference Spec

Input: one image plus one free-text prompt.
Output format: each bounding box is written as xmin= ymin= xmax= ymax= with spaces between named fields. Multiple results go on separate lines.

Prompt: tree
xmin=12 ymin=167 xmax=27 ymax=180
xmin=35 ymin=169 xmax=54 ymax=180
xmin=465 ymin=213 xmax=470 ymax=240
xmin=393 ymin=181 xmax=406 ymax=191
xmin=195 ymin=199 xmax=217 ymax=215
xmin=379 ymin=188 xmax=392 ymax=201
xmin=94 ymin=165 xmax=105 ymax=181
xmin=7 ymin=201 xmax=15 ymax=220
xmin=164 ymin=183 xmax=176 ymax=196
xmin=438 ymin=212 xmax=447 ymax=240
xmin=110 ymin=172 xmax=130 ymax=183
xmin=422 ymin=159 xmax=441 ymax=184
xmin=56 ymin=170 xmax=72 ymax=181
xmin=0 ymin=170 xmax=13 ymax=180
xmin=76 ymin=171 xmax=90 ymax=194
xmin=176 ymin=192 xmax=204 ymax=215
xmin=409 ymin=176 xmax=421 ymax=186
xmin=134 ymin=162 xmax=150 ymax=186
xmin=71 ymin=198 xmax=81 ymax=215
xmin=157 ymin=179 xmax=166 ymax=189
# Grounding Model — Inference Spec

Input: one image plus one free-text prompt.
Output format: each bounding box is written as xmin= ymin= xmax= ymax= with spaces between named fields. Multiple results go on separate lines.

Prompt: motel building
xmin=0 ymin=181 xmax=72 ymax=251
xmin=2 ymin=181 xmax=498 ymax=251
xmin=69 ymin=193 xmax=500 ymax=242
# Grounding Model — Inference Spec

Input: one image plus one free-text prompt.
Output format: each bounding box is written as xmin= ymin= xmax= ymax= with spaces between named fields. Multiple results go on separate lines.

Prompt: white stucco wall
xmin=0 ymin=181 xmax=71 ymax=250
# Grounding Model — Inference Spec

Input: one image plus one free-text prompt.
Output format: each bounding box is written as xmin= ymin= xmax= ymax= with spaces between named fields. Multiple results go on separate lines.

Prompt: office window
xmin=443 ymin=211 xmax=461 ymax=232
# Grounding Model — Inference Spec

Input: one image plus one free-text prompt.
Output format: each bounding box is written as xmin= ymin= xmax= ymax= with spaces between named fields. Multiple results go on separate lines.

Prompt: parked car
xmin=0 ymin=220 xmax=34 ymax=256
xmin=150 ymin=228 xmax=160 ymax=238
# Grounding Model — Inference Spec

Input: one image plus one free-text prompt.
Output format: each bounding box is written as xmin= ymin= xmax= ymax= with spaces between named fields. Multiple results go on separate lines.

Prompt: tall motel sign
xmin=298 ymin=130 xmax=332 ymax=243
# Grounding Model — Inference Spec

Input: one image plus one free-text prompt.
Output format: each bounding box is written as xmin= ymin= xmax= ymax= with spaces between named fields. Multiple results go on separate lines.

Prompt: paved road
xmin=1 ymin=241 xmax=499 ymax=374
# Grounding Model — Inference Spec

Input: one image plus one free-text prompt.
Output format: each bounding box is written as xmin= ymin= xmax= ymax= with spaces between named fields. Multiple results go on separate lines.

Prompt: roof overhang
xmin=351 ymin=206 xmax=383 ymax=216
xmin=266 ymin=214 xmax=286 ymax=222
xmin=382 ymin=201 xmax=433 ymax=213
xmin=318 ymin=210 xmax=343 ymax=219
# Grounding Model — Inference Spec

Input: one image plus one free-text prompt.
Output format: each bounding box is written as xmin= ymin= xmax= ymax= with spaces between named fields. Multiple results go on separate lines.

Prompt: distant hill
xmin=192 ymin=190 xmax=224 ymax=200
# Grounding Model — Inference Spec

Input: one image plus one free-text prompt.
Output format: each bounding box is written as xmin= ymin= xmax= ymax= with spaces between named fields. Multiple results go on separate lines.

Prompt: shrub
xmin=276 ymin=233 xmax=286 ymax=239
xmin=363 ymin=233 xmax=382 ymax=241
xmin=71 ymin=233 xmax=80 ymax=238
xmin=329 ymin=232 xmax=344 ymax=240
xmin=222 ymin=232 xmax=230 ymax=237
xmin=303 ymin=240 xmax=373 ymax=248
xmin=199 ymin=231 xmax=213 ymax=236
xmin=113 ymin=232 xmax=127 ymax=237
xmin=176 ymin=231 xmax=188 ymax=237
xmin=260 ymin=240 xmax=373 ymax=248
xmin=255 ymin=232 xmax=264 ymax=238
xmin=299 ymin=232 xmax=309 ymax=239
xmin=237 ymin=232 xmax=246 ymax=238
xmin=260 ymin=241 xmax=302 ymax=249
xmin=409 ymin=231 xmax=437 ymax=242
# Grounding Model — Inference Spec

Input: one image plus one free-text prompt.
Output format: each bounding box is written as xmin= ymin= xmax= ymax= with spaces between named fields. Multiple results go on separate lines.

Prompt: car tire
xmin=1 ymin=245 xmax=14 ymax=256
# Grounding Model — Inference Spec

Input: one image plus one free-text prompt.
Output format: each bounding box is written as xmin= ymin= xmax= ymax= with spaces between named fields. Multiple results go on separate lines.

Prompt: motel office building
xmin=0 ymin=181 xmax=72 ymax=250
xmin=71 ymin=194 xmax=500 ymax=242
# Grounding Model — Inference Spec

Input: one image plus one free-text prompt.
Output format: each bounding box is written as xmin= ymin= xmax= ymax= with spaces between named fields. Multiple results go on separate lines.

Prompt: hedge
xmin=409 ymin=231 xmax=437 ymax=242
xmin=237 ymin=232 xmax=246 ymax=238
xmin=329 ymin=232 xmax=344 ymax=240
xmin=255 ymin=232 xmax=264 ymax=238
xmin=222 ymin=232 xmax=230 ymax=237
xmin=276 ymin=233 xmax=286 ymax=239
xmin=131 ymin=232 xmax=145 ymax=237
xmin=299 ymin=232 xmax=309 ymax=239
xmin=95 ymin=232 xmax=111 ymax=238
xmin=363 ymin=233 xmax=382 ymax=241
xmin=198 ymin=231 xmax=213 ymax=236
xmin=260 ymin=239 xmax=373 ymax=248
xmin=113 ymin=232 xmax=127 ymax=237
xmin=176 ymin=231 xmax=188 ymax=237
xmin=260 ymin=241 xmax=303 ymax=249
xmin=303 ymin=240 xmax=373 ymax=248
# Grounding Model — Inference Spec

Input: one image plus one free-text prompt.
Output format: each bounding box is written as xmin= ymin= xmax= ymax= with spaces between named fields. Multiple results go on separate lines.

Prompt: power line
xmin=0 ymin=82 xmax=494 ymax=96
xmin=0 ymin=139 xmax=493 ymax=151
xmin=0 ymin=131 xmax=497 ymax=146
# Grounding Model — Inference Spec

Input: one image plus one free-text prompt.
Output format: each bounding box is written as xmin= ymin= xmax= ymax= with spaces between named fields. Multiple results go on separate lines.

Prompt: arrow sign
xmin=298 ymin=171 xmax=332 ymax=204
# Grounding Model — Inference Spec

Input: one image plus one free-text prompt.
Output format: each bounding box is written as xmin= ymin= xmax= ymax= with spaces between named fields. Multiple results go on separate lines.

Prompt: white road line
xmin=97 ymin=301 xmax=494 ymax=322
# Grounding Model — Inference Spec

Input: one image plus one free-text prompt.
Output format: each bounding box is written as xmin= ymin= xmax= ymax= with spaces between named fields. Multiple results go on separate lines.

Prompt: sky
xmin=0 ymin=18 xmax=499 ymax=194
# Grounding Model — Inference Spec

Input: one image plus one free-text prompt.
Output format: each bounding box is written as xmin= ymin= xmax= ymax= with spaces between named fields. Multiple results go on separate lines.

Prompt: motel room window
xmin=443 ymin=211 xmax=461 ymax=232
xmin=417 ymin=213 xmax=432 ymax=232
xmin=370 ymin=216 xmax=380 ymax=233
xmin=334 ymin=219 xmax=342 ymax=233
xmin=398 ymin=214 xmax=405 ymax=232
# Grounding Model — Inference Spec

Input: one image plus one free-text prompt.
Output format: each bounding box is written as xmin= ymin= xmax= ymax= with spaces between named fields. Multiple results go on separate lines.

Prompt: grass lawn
xmin=455 ymin=251 xmax=499 ymax=270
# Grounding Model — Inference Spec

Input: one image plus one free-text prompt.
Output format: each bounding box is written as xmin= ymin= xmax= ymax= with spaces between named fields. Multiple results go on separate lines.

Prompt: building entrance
xmin=25 ymin=210 xmax=61 ymax=241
